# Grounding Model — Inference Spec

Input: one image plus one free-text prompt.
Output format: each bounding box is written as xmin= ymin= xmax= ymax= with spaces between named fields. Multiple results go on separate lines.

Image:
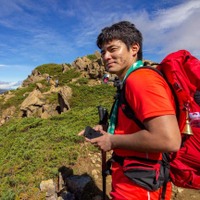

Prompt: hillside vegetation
xmin=0 ymin=63 xmax=116 ymax=199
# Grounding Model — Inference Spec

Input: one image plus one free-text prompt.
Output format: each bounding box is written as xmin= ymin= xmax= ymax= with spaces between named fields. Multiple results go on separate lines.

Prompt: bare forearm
xmin=110 ymin=115 xmax=181 ymax=153
xmin=110 ymin=129 xmax=173 ymax=152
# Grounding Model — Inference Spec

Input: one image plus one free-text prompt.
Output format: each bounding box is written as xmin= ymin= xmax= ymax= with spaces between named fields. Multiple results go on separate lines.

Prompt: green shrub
xmin=65 ymin=63 xmax=71 ymax=67
xmin=36 ymin=63 xmax=62 ymax=76
xmin=57 ymin=69 xmax=81 ymax=86
xmin=87 ymin=54 xmax=97 ymax=61
xmin=0 ymin=61 xmax=117 ymax=199
xmin=74 ymin=77 xmax=89 ymax=85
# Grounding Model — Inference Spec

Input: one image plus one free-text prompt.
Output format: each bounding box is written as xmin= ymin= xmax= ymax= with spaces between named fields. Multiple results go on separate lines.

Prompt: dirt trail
xmin=72 ymin=148 xmax=200 ymax=200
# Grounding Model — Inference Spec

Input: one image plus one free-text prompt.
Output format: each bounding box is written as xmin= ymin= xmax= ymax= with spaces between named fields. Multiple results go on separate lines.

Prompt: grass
xmin=36 ymin=63 xmax=62 ymax=76
xmin=0 ymin=65 xmax=116 ymax=199
xmin=87 ymin=54 xmax=97 ymax=61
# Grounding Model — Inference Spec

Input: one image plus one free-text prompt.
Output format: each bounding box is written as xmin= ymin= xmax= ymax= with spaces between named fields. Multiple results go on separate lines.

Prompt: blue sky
xmin=0 ymin=0 xmax=200 ymax=89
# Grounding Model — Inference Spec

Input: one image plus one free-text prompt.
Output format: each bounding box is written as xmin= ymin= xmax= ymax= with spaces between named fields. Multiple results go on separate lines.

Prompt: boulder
xmin=88 ymin=62 xmax=105 ymax=79
xmin=41 ymin=111 xmax=51 ymax=119
xmin=62 ymin=63 xmax=70 ymax=73
xmin=58 ymin=86 xmax=72 ymax=113
xmin=95 ymin=50 xmax=101 ymax=59
xmin=36 ymin=83 xmax=43 ymax=91
xmin=40 ymin=179 xmax=57 ymax=200
xmin=143 ymin=59 xmax=158 ymax=68
xmin=72 ymin=57 xmax=89 ymax=71
xmin=32 ymin=69 xmax=41 ymax=76
xmin=42 ymin=104 xmax=59 ymax=116
xmin=20 ymin=90 xmax=45 ymax=116
xmin=82 ymin=56 xmax=92 ymax=65
xmin=65 ymin=176 xmax=92 ymax=200
xmin=2 ymin=106 xmax=16 ymax=119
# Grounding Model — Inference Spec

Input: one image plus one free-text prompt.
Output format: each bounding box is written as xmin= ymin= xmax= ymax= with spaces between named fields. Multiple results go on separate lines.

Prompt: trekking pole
xmin=97 ymin=105 xmax=108 ymax=200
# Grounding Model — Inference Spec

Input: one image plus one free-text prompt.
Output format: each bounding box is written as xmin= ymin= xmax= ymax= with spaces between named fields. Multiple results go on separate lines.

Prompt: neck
xmin=119 ymin=60 xmax=143 ymax=82
xmin=118 ymin=60 xmax=137 ymax=81
xmin=118 ymin=66 xmax=131 ymax=81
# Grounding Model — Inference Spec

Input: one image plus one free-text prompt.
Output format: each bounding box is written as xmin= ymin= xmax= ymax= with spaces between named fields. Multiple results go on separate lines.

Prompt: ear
xmin=130 ymin=43 xmax=140 ymax=57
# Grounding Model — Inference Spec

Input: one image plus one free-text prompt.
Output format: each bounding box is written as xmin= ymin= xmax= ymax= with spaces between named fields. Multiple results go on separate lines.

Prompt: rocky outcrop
xmin=72 ymin=52 xmax=108 ymax=80
xmin=94 ymin=50 xmax=101 ymax=59
xmin=22 ymin=69 xmax=45 ymax=87
xmin=58 ymin=86 xmax=72 ymax=113
xmin=62 ymin=63 xmax=70 ymax=73
xmin=36 ymin=82 xmax=43 ymax=91
xmin=87 ymin=62 xmax=105 ymax=79
xmin=72 ymin=57 xmax=89 ymax=71
xmin=142 ymin=59 xmax=158 ymax=68
xmin=19 ymin=88 xmax=61 ymax=118
xmin=20 ymin=90 xmax=45 ymax=117
xmin=20 ymin=90 xmax=45 ymax=110
xmin=0 ymin=50 xmax=114 ymax=123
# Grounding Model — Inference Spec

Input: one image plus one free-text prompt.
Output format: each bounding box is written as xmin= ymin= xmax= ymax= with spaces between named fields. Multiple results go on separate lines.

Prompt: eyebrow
xmin=101 ymin=44 xmax=118 ymax=54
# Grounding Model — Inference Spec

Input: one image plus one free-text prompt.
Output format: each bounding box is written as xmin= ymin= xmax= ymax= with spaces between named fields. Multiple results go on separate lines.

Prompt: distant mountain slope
xmin=0 ymin=89 xmax=7 ymax=94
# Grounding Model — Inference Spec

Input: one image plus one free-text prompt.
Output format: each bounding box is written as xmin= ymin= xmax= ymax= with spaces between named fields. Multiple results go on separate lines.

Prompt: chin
xmin=107 ymin=68 xmax=117 ymax=74
xmin=108 ymin=70 xmax=116 ymax=74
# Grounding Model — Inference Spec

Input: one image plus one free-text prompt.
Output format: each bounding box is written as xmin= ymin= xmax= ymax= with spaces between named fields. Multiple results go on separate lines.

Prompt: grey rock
xmin=66 ymin=175 xmax=92 ymax=200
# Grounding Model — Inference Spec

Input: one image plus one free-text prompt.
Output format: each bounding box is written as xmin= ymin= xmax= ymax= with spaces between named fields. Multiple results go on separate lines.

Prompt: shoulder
xmin=125 ymin=68 xmax=165 ymax=90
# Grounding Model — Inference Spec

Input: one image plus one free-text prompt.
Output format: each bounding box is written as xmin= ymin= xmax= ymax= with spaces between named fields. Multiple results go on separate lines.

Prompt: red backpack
xmin=157 ymin=50 xmax=200 ymax=189
xmin=107 ymin=50 xmax=200 ymax=199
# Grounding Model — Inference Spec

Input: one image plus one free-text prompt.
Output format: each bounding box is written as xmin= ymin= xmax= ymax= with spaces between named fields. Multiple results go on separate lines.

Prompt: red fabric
xmin=156 ymin=50 xmax=200 ymax=189
xmin=157 ymin=50 xmax=199 ymax=132
xmin=104 ymin=77 xmax=109 ymax=83
xmin=110 ymin=162 xmax=172 ymax=200
xmin=111 ymin=68 xmax=176 ymax=200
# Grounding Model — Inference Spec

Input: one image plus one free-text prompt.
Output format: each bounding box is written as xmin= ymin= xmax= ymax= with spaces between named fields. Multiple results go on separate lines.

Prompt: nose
xmin=102 ymin=51 xmax=112 ymax=64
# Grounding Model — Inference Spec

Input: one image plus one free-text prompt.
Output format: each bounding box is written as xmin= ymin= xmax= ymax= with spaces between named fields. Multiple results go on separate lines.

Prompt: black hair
xmin=97 ymin=21 xmax=143 ymax=60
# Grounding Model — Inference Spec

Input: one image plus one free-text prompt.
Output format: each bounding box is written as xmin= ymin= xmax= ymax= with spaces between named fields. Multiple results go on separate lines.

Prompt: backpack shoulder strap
xmin=118 ymin=65 xmax=164 ymax=129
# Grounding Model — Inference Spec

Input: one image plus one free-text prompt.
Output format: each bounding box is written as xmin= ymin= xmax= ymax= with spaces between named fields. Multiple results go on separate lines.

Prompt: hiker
xmin=78 ymin=21 xmax=181 ymax=200
xmin=55 ymin=78 xmax=58 ymax=88
xmin=47 ymin=75 xmax=50 ymax=83
xmin=102 ymin=74 xmax=109 ymax=84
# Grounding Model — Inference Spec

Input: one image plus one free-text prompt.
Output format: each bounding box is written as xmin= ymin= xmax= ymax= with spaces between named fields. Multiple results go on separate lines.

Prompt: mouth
xmin=106 ymin=61 xmax=115 ymax=67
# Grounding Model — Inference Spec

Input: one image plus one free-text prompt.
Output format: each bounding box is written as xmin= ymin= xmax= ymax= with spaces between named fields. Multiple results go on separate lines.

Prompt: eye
xmin=101 ymin=51 xmax=105 ymax=56
xmin=110 ymin=47 xmax=118 ymax=52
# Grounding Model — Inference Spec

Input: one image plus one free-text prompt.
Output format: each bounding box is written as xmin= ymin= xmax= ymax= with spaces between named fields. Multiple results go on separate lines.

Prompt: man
xmin=55 ymin=78 xmax=58 ymax=88
xmin=78 ymin=21 xmax=181 ymax=200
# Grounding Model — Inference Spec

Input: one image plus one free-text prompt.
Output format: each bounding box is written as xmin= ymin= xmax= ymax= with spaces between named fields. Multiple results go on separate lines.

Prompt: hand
xmin=78 ymin=125 xmax=112 ymax=152
xmin=78 ymin=125 xmax=106 ymax=136
xmin=89 ymin=130 xmax=113 ymax=152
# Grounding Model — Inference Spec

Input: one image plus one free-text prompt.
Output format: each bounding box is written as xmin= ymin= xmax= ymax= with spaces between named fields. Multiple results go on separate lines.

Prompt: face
xmin=101 ymin=39 xmax=138 ymax=79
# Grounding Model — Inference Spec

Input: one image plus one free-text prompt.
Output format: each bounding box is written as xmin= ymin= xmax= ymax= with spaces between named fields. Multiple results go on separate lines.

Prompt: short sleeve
xmin=125 ymin=68 xmax=176 ymax=122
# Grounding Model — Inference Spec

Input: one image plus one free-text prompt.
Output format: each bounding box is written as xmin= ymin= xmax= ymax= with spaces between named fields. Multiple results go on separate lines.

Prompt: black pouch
xmin=123 ymin=156 xmax=168 ymax=191
xmin=106 ymin=153 xmax=170 ymax=192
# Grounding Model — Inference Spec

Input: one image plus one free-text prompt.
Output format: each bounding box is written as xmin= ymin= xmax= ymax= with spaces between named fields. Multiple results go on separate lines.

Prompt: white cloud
xmin=0 ymin=0 xmax=199 ymax=69
xmin=0 ymin=81 xmax=22 ymax=89
xmin=121 ymin=0 xmax=200 ymax=60
xmin=153 ymin=0 xmax=200 ymax=30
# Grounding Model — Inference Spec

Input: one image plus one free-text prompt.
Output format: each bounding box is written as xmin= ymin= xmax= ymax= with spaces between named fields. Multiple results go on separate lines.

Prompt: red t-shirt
xmin=110 ymin=68 xmax=176 ymax=200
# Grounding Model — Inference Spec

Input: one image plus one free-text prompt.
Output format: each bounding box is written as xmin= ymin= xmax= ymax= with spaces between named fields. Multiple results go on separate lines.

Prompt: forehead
xmin=101 ymin=39 xmax=125 ymax=51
